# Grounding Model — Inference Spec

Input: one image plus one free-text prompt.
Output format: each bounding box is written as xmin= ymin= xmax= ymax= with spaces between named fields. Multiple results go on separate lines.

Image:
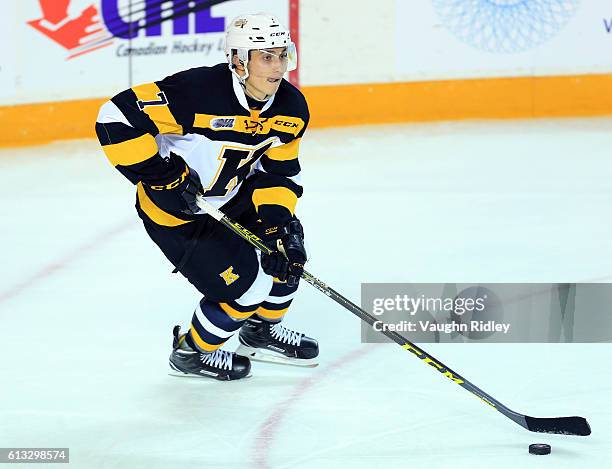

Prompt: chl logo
xmin=28 ymin=0 xmax=225 ymax=60
xmin=101 ymin=0 xmax=224 ymax=39
xmin=220 ymin=266 xmax=240 ymax=286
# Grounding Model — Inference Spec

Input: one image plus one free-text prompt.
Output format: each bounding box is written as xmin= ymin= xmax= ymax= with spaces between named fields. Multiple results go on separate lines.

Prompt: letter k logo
xmin=220 ymin=266 xmax=240 ymax=286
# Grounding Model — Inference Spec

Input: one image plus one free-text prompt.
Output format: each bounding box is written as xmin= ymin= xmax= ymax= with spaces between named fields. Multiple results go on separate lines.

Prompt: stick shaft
xmin=194 ymin=195 xmax=590 ymax=436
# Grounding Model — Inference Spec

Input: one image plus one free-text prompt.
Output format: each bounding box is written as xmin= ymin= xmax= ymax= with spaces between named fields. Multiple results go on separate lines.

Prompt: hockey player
xmin=95 ymin=13 xmax=318 ymax=380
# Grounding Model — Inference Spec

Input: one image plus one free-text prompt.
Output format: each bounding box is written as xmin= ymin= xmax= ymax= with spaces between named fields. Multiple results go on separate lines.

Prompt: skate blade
xmin=168 ymin=362 xmax=252 ymax=380
xmin=235 ymin=345 xmax=319 ymax=368
xmin=167 ymin=371 xmax=253 ymax=380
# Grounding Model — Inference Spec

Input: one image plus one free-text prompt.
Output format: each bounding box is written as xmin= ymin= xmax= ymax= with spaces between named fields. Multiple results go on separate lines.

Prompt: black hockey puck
xmin=529 ymin=444 xmax=551 ymax=455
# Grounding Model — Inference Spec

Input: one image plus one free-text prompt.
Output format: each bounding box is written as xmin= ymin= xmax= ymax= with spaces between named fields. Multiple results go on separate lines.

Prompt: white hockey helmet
xmin=225 ymin=13 xmax=297 ymax=82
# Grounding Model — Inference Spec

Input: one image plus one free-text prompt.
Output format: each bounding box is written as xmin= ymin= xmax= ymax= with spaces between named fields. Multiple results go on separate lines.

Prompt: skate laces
xmin=270 ymin=323 xmax=302 ymax=346
xmin=200 ymin=349 xmax=233 ymax=371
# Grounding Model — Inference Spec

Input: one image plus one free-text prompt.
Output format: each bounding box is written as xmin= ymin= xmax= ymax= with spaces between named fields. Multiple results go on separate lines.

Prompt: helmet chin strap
xmin=230 ymin=57 xmax=250 ymax=84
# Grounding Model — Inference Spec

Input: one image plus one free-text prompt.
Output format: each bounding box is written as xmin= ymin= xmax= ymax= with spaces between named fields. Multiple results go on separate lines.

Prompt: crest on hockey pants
xmin=220 ymin=266 xmax=240 ymax=286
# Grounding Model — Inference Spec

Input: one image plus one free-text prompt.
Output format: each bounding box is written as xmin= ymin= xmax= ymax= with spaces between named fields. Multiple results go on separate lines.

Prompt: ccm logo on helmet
xmin=270 ymin=32 xmax=286 ymax=36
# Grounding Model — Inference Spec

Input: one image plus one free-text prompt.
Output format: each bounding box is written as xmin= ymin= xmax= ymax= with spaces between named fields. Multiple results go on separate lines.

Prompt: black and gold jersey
xmin=96 ymin=63 xmax=309 ymax=228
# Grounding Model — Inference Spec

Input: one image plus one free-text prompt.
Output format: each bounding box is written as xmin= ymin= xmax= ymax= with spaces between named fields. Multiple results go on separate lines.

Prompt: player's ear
xmin=232 ymin=53 xmax=244 ymax=71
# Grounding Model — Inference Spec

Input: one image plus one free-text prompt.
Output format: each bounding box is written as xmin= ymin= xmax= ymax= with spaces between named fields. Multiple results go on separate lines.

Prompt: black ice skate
xmin=168 ymin=326 xmax=251 ymax=380
xmin=236 ymin=317 xmax=319 ymax=367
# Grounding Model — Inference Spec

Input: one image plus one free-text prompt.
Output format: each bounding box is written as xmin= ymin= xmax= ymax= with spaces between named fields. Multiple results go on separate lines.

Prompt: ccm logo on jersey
xmin=211 ymin=117 xmax=236 ymax=129
xmin=274 ymin=119 xmax=299 ymax=129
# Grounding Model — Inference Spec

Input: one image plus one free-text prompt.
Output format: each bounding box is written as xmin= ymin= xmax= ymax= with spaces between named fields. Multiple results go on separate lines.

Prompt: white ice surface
xmin=1 ymin=118 xmax=611 ymax=468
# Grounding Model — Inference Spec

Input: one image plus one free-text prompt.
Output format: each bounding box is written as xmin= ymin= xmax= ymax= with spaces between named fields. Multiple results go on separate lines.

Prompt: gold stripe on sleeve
xmin=102 ymin=133 xmax=158 ymax=167
xmin=252 ymin=187 xmax=298 ymax=215
xmin=131 ymin=83 xmax=183 ymax=135
xmin=136 ymin=183 xmax=192 ymax=227
xmin=265 ymin=138 xmax=300 ymax=161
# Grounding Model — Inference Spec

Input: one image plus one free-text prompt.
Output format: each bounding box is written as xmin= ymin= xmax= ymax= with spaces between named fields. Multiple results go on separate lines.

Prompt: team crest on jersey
xmin=245 ymin=118 xmax=265 ymax=135
xmin=220 ymin=266 xmax=240 ymax=285
xmin=211 ymin=117 xmax=236 ymax=129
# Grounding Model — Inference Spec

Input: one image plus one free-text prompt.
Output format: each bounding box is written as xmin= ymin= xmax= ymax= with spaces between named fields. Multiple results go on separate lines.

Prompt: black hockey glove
xmin=146 ymin=164 xmax=203 ymax=215
xmin=259 ymin=218 xmax=307 ymax=287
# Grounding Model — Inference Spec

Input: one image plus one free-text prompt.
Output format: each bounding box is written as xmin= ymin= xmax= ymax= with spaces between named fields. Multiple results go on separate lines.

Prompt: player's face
xmin=244 ymin=48 xmax=288 ymax=100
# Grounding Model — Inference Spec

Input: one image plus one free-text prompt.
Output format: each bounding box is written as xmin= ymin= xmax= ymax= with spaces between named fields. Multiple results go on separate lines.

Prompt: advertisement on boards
xmin=4 ymin=0 xmax=290 ymax=105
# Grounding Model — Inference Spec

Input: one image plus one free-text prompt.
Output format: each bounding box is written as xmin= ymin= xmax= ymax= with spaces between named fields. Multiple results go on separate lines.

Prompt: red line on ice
xmin=0 ymin=219 xmax=136 ymax=305
xmin=251 ymin=346 xmax=373 ymax=469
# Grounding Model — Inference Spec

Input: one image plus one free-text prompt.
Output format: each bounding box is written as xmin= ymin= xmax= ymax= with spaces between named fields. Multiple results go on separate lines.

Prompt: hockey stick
xmin=194 ymin=194 xmax=591 ymax=436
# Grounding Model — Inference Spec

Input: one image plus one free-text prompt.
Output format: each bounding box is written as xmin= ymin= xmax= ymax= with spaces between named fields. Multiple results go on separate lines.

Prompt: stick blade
xmin=525 ymin=416 xmax=591 ymax=436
